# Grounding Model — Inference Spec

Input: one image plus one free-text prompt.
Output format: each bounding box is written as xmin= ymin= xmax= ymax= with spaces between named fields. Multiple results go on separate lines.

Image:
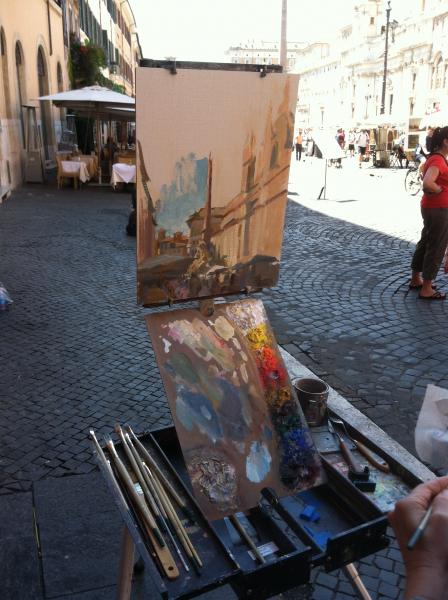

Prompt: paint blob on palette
xmin=146 ymin=298 xmax=324 ymax=521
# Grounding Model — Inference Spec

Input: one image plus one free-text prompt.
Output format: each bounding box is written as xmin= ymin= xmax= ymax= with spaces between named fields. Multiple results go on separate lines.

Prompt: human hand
xmin=389 ymin=476 xmax=448 ymax=600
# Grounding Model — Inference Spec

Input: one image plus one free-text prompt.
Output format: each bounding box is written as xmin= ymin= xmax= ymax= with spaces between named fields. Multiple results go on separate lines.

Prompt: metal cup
xmin=294 ymin=377 xmax=329 ymax=427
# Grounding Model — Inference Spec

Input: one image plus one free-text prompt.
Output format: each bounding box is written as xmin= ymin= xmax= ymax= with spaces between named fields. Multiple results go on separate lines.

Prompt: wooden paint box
xmin=94 ymin=425 xmax=390 ymax=599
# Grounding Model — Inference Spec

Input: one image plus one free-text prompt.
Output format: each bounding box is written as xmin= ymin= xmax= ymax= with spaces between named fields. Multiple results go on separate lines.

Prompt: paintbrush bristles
xmin=104 ymin=436 xmax=118 ymax=457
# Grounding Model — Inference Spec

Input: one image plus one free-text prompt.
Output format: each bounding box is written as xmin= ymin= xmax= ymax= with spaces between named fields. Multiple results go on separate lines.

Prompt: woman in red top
xmin=410 ymin=126 xmax=448 ymax=299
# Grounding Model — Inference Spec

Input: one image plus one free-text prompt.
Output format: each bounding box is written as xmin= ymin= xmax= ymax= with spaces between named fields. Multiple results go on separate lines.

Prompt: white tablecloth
xmin=111 ymin=163 xmax=136 ymax=186
xmin=76 ymin=155 xmax=98 ymax=178
xmin=60 ymin=161 xmax=90 ymax=183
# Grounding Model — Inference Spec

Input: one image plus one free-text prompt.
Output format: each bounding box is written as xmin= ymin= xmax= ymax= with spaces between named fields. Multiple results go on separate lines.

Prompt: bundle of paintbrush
xmin=89 ymin=425 xmax=203 ymax=579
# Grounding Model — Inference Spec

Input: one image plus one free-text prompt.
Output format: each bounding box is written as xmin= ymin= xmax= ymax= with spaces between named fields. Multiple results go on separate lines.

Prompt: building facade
xmin=78 ymin=0 xmax=141 ymax=97
xmin=226 ymin=41 xmax=305 ymax=72
xmin=0 ymin=0 xmax=140 ymax=191
xmin=0 ymin=0 xmax=69 ymax=191
xmin=295 ymin=0 xmax=448 ymax=133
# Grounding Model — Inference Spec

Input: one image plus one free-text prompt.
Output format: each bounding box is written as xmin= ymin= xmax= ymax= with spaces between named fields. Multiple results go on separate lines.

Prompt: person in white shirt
xmin=348 ymin=130 xmax=356 ymax=157
xmin=357 ymin=130 xmax=369 ymax=168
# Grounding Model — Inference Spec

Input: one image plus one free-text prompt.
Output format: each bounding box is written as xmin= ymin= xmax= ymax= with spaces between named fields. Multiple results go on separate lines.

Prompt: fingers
xmin=431 ymin=486 xmax=448 ymax=514
xmin=411 ymin=476 xmax=448 ymax=507
xmin=389 ymin=477 xmax=448 ymax=531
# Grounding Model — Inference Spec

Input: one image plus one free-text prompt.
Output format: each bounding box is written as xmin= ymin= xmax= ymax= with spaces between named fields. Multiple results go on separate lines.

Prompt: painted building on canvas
xmin=211 ymin=82 xmax=294 ymax=272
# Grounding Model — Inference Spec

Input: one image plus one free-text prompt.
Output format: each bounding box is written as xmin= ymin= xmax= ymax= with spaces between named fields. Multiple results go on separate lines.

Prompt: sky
xmin=131 ymin=0 xmax=412 ymax=62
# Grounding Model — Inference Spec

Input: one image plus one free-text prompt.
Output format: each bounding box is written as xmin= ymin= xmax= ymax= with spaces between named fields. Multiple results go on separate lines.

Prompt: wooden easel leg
xmin=116 ymin=527 xmax=135 ymax=600
xmin=342 ymin=563 xmax=372 ymax=600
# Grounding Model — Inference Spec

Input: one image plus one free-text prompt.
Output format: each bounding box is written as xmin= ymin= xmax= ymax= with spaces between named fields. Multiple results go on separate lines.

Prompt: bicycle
xmin=404 ymin=164 xmax=423 ymax=196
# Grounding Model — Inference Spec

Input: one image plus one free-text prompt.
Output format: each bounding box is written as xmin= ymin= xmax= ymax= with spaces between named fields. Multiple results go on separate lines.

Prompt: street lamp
xmin=380 ymin=0 xmax=392 ymax=115
xmin=280 ymin=0 xmax=287 ymax=69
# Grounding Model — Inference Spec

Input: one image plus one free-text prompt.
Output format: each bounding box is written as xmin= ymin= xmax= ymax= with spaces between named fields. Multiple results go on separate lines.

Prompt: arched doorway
xmin=37 ymin=46 xmax=53 ymax=160
xmin=15 ymin=41 xmax=27 ymax=147
xmin=0 ymin=28 xmax=12 ymax=119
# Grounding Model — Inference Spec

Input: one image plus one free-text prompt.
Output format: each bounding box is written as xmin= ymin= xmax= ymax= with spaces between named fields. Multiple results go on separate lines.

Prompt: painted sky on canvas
xmin=137 ymin=69 xmax=296 ymax=208
xmin=131 ymin=0 xmax=416 ymax=62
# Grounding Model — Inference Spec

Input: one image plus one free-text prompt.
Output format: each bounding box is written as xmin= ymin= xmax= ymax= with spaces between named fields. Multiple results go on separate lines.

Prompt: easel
xmin=100 ymin=60 xmax=376 ymax=600
xmin=311 ymin=131 xmax=345 ymax=200
xmin=318 ymin=159 xmax=329 ymax=200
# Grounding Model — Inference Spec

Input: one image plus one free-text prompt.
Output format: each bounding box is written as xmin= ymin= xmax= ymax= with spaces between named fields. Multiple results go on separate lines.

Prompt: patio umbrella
xmin=38 ymin=86 xmax=135 ymax=183
xmin=38 ymin=85 xmax=135 ymax=108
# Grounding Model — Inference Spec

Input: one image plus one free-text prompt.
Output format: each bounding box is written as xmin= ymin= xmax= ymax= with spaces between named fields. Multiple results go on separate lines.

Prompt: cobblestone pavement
xmin=0 ymin=179 xmax=438 ymax=599
xmin=263 ymin=159 xmax=448 ymax=456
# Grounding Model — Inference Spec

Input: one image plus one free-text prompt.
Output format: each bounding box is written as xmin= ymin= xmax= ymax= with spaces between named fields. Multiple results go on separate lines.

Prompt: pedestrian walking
xmin=335 ymin=128 xmax=345 ymax=168
xmin=410 ymin=126 xmax=448 ymax=300
xmin=295 ymin=130 xmax=303 ymax=161
xmin=356 ymin=130 xmax=369 ymax=168
xmin=348 ymin=129 xmax=355 ymax=157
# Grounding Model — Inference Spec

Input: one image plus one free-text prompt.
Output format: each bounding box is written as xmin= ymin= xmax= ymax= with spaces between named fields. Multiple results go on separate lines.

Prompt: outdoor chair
xmin=56 ymin=156 xmax=80 ymax=189
xmin=116 ymin=154 xmax=136 ymax=165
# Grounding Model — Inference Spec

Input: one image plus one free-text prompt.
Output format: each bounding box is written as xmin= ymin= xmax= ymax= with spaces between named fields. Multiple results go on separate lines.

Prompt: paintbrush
xmin=229 ymin=514 xmax=266 ymax=565
xmin=407 ymin=505 xmax=433 ymax=551
xmin=142 ymin=462 xmax=203 ymax=575
xmin=123 ymin=431 xmax=190 ymax=573
xmin=125 ymin=425 xmax=195 ymax=523
xmin=104 ymin=435 xmax=166 ymax=548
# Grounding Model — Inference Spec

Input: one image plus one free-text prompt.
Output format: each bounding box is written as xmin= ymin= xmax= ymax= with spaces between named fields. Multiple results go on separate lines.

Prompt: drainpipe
xmin=47 ymin=0 xmax=53 ymax=55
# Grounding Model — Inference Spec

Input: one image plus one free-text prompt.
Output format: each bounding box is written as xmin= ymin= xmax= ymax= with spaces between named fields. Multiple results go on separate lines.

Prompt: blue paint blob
xmin=218 ymin=378 xmax=252 ymax=441
xmin=246 ymin=441 xmax=272 ymax=483
xmin=175 ymin=387 xmax=223 ymax=442
xmin=278 ymin=427 xmax=319 ymax=488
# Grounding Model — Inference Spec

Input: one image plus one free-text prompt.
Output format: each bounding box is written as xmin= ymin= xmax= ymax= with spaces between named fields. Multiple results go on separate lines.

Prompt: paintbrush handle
xmin=229 ymin=515 xmax=265 ymax=565
xmin=339 ymin=439 xmax=365 ymax=476
xmin=108 ymin=445 xmax=165 ymax=546
xmin=407 ymin=505 xmax=433 ymax=551
xmin=128 ymin=430 xmax=186 ymax=508
xmin=353 ymin=439 xmax=390 ymax=473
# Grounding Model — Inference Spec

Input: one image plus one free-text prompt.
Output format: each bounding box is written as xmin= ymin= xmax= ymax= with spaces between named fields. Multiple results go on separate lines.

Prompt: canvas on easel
xmin=136 ymin=64 xmax=299 ymax=306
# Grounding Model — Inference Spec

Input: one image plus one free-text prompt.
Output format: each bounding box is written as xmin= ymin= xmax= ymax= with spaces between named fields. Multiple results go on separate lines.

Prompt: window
xmin=433 ymin=55 xmax=443 ymax=88
xmin=389 ymin=93 xmax=393 ymax=114
xmin=370 ymin=17 xmax=375 ymax=25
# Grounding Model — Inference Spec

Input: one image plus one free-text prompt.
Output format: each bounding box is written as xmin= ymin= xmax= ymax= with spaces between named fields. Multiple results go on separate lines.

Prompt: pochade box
xmin=92 ymin=424 xmax=389 ymax=600
xmin=310 ymin=418 xmax=423 ymax=517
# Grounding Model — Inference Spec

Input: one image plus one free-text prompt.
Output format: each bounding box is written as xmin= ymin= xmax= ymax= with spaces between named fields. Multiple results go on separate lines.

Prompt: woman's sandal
xmin=409 ymin=283 xmax=437 ymax=290
xmin=418 ymin=290 xmax=446 ymax=300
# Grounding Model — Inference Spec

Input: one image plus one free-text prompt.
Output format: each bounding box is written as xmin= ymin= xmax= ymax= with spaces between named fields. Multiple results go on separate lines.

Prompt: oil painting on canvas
xmin=146 ymin=298 xmax=323 ymax=521
xmin=136 ymin=66 xmax=299 ymax=305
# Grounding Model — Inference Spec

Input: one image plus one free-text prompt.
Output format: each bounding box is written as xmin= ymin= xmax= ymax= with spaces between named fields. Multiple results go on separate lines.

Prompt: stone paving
xmin=0 ymin=180 xmax=441 ymax=599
